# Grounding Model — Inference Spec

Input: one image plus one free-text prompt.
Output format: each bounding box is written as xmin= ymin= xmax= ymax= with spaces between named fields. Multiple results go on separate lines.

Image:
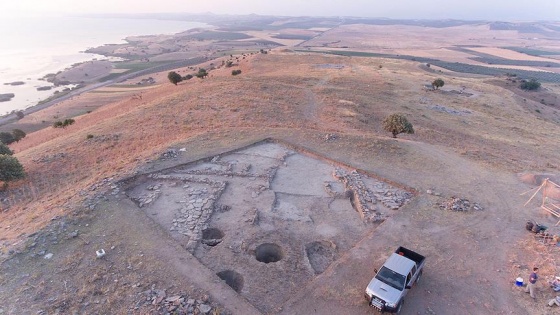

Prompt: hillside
xmin=0 ymin=22 xmax=560 ymax=314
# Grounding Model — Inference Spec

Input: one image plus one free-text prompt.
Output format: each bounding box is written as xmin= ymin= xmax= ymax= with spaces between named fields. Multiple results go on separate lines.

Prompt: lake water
xmin=0 ymin=16 xmax=207 ymax=114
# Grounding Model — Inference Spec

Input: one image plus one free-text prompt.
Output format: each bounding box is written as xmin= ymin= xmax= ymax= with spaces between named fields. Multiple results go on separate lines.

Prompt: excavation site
xmin=123 ymin=140 xmax=413 ymax=313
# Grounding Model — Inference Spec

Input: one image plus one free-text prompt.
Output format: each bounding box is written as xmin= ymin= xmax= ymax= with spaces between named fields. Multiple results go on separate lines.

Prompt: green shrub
xmin=167 ymin=71 xmax=182 ymax=85
xmin=520 ymin=79 xmax=541 ymax=91
xmin=53 ymin=118 xmax=75 ymax=128
xmin=232 ymin=70 xmax=242 ymax=76
xmin=87 ymin=134 xmax=94 ymax=139
xmin=0 ymin=155 xmax=25 ymax=184
xmin=12 ymin=129 xmax=26 ymax=142
xmin=0 ymin=143 xmax=13 ymax=155
xmin=195 ymin=68 xmax=208 ymax=79
xmin=382 ymin=113 xmax=414 ymax=138
xmin=432 ymin=78 xmax=445 ymax=89
xmin=0 ymin=132 xmax=15 ymax=145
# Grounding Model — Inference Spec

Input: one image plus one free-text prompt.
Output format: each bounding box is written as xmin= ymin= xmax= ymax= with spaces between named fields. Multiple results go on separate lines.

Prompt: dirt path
xmin=303 ymin=75 xmax=330 ymax=125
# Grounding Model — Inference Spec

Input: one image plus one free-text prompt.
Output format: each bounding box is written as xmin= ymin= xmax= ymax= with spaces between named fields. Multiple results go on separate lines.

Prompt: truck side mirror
xmin=374 ymin=268 xmax=378 ymax=274
xmin=405 ymin=285 xmax=412 ymax=290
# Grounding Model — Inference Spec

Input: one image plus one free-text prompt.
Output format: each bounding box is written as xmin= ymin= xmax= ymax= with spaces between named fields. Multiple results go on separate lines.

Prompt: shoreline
xmin=0 ymin=16 xmax=211 ymax=115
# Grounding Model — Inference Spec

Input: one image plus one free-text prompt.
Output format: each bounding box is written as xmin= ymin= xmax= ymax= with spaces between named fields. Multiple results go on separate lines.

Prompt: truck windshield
xmin=375 ymin=266 xmax=406 ymax=290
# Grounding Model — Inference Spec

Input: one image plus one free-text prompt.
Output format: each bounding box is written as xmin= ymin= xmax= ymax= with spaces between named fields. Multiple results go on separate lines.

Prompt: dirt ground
xmin=0 ymin=19 xmax=560 ymax=315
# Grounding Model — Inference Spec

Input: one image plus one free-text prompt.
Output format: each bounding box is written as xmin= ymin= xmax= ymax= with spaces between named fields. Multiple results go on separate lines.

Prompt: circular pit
xmin=255 ymin=243 xmax=284 ymax=263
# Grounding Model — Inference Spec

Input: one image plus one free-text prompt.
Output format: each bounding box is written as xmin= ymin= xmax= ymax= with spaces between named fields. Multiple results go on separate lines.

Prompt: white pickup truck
xmin=364 ymin=246 xmax=425 ymax=313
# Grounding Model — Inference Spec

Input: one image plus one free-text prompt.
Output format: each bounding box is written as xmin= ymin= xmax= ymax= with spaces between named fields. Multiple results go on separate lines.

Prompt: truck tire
xmin=396 ymin=300 xmax=404 ymax=314
xmin=416 ymin=269 xmax=423 ymax=284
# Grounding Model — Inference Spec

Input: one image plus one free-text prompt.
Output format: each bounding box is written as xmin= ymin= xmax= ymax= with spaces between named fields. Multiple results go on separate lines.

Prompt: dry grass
xmin=1 ymin=50 xmax=559 ymax=259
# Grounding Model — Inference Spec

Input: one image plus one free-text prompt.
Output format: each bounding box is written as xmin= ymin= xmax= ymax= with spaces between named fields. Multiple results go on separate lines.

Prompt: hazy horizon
xmin=1 ymin=0 xmax=558 ymax=21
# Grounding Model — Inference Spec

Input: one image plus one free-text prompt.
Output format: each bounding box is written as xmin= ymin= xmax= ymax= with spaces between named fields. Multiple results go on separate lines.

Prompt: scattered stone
xmin=44 ymin=253 xmax=53 ymax=259
xmin=161 ymin=149 xmax=179 ymax=159
xmin=438 ymin=196 xmax=483 ymax=212
xmin=67 ymin=230 xmax=79 ymax=239
xmin=199 ymin=304 xmax=212 ymax=314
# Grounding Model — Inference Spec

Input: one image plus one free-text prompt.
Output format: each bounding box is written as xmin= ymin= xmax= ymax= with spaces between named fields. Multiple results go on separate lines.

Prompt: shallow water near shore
xmin=0 ymin=16 xmax=207 ymax=114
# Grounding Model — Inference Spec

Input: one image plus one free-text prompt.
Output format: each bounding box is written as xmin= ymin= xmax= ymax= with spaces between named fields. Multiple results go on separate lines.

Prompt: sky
xmin=0 ymin=0 xmax=558 ymax=21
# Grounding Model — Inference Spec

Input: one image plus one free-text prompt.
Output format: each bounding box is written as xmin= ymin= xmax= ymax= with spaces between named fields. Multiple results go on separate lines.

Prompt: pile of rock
xmin=161 ymin=149 xmax=180 ymax=160
xmin=332 ymin=168 xmax=413 ymax=223
xmin=438 ymin=197 xmax=483 ymax=212
xmin=135 ymin=287 xmax=216 ymax=314
xmin=131 ymin=184 xmax=162 ymax=208
xmin=170 ymin=183 xmax=226 ymax=251
xmin=137 ymin=77 xmax=155 ymax=85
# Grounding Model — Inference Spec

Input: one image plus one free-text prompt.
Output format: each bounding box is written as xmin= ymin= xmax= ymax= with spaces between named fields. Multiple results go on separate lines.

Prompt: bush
xmin=182 ymin=74 xmax=193 ymax=80
xmin=0 ymin=132 xmax=15 ymax=145
xmin=520 ymin=79 xmax=541 ymax=91
xmin=15 ymin=111 xmax=24 ymax=119
xmin=232 ymin=70 xmax=242 ymax=76
xmin=0 ymin=143 xmax=13 ymax=155
xmin=0 ymin=155 xmax=25 ymax=184
xmin=167 ymin=71 xmax=182 ymax=85
xmin=432 ymin=78 xmax=445 ymax=89
xmin=382 ymin=113 xmax=414 ymax=138
xmin=195 ymin=68 xmax=208 ymax=79
xmin=53 ymin=118 xmax=75 ymax=128
xmin=86 ymin=134 xmax=94 ymax=139
xmin=12 ymin=129 xmax=26 ymax=142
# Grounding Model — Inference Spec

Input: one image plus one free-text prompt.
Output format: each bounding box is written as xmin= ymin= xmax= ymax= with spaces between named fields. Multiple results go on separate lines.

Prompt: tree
xmin=382 ymin=114 xmax=414 ymax=138
xmin=432 ymin=78 xmax=445 ymax=90
xmin=195 ymin=68 xmax=208 ymax=79
xmin=167 ymin=71 xmax=182 ymax=85
xmin=0 ymin=155 xmax=25 ymax=185
xmin=0 ymin=132 xmax=15 ymax=145
xmin=520 ymin=79 xmax=541 ymax=91
xmin=12 ymin=129 xmax=26 ymax=142
xmin=0 ymin=143 xmax=13 ymax=155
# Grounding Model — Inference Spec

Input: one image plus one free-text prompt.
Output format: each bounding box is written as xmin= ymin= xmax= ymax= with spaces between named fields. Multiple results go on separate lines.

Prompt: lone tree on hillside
xmin=382 ymin=113 xmax=414 ymax=138
xmin=0 ymin=155 xmax=25 ymax=188
xmin=432 ymin=78 xmax=445 ymax=90
xmin=167 ymin=71 xmax=182 ymax=85
xmin=520 ymin=78 xmax=541 ymax=91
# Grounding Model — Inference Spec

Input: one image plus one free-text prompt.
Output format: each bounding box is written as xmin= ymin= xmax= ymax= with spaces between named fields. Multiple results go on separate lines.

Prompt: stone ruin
xmin=124 ymin=140 xmax=414 ymax=313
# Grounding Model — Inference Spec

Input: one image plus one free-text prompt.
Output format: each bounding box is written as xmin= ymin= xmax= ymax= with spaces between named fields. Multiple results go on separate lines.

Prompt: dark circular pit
xmin=255 ymin=243 xmax=283 ymax=263
xmin=217 ymin=270 xmax=244 ymax=293
xmin=201 ymin=228 xmax=224 ymax=246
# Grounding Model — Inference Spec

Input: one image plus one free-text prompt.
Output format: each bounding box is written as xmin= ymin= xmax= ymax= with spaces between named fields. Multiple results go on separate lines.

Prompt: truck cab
xmin=364 ymin=246 xmax=425 ymax=313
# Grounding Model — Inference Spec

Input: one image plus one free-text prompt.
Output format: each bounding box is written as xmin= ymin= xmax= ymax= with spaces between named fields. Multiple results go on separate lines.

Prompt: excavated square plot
xmin=125 ymin=141 xmax=413 ymax=313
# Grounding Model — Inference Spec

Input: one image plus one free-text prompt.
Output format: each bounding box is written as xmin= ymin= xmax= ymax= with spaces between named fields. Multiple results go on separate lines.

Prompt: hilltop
xmin=0 ymin=17 xmax=559 ymax=314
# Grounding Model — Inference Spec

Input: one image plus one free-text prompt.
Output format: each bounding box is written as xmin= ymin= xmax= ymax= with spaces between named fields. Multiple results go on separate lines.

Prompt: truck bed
xmin=395 ymin=246 xmax=425 ymax=266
